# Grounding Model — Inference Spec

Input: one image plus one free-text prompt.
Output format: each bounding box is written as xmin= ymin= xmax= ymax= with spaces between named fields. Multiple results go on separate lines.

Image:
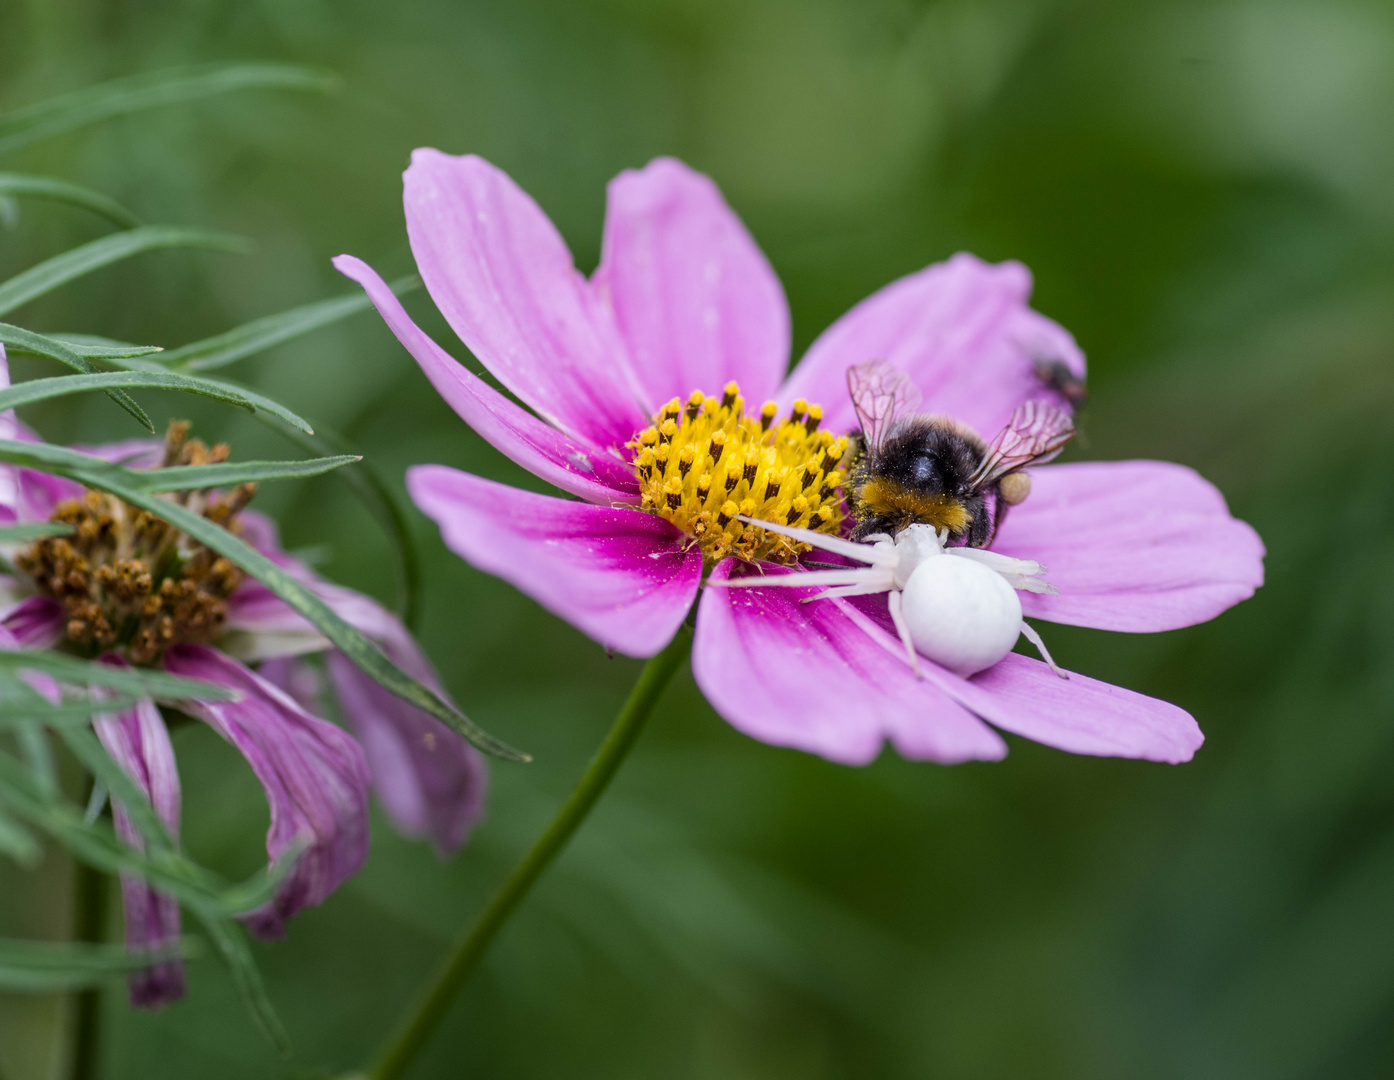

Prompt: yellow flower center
xmin=628 ymin=382 xmax=848 ymax=565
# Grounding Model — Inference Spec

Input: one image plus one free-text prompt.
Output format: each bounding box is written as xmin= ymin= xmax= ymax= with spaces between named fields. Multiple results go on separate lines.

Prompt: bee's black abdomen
xmin=847 ymin=418 xmax=994 ymax=542
xmin=876 ymin=419 xmax=981 ymax=494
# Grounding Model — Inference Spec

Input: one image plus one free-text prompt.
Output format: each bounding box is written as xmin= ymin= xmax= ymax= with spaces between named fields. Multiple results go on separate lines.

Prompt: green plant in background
xmin=0 ymin=64 xmax=503 ymax=1079
xmin=2 ymin=2 xmax=1394 ymax=1080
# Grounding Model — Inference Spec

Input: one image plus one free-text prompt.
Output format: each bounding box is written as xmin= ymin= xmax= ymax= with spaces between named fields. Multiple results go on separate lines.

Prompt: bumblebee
xmin=843 ymin=359 xmax=1077 ymax=546
xmin=1033 ymin=356 xmax=1088 ymax=411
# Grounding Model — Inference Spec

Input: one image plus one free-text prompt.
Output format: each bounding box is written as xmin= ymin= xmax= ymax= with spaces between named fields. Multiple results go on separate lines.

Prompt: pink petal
xmin=225 ymin=513 xmax=489 ymax=855
xmin=841 ymin=592 xmax=1202 ymax=763
xmin=221 ymin=510 xmax=329 ymax=652
xmin=0 ymin=390 xmax=152 ymax=520
xmin=993 ymin=461 xmax=1266 ymax=632
xmin=18 ymin=440 xmax=158 ymax=524
xmin=14 ymin=420 xmax=83 ymax=521
xmin=326 ymin=651 xmax=487 ymax=856
xmin=93 ymin=663 xmax=185 ymax=1009
xmin=333 ymin=254 xmax=638 ymax=505
xmin=0 ymin=614 xmax=61 ymax=701
xmin=0 ymin=351 xmax=88 ymax=520
xmin=407 ymin=464 xmax=701 ymax=658
xmin=257 ymin=655 xmax=324 ymax=714
xmin=403 ymin=150 xmax=649 ymax=448
xmin=226 ymin=508 xmax=427 ymax=650
xmin=927 ymin=652 xmax=1204 ymax=763
xmin=693 ymin=561 xmax=1007 ymax=765
xmin=162 ymin=646 xmax=371 ymax=939
xmin=226 ymin=509 xmax=424 ymax=649
xmin=259 ymin=651 xmax=486 ymax=856
xmin=593 ymin=158 xmax=790 ymax=409
xmin=2 ymin=596 xmax=63 ymax=649
xmin=232 ymin=507 xmax=282 ymax=556
xmin=780 ymin=253 xmax=1085 ymax=439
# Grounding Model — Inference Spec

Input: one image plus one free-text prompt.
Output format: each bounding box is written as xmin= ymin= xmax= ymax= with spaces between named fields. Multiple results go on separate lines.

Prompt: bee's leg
xmin=985 ymin=488 xmax=1011 ymax=547
xmin=850 ymin=515 xmax=891 ymax=542
xmin=965 ymin=494 xmax=993 ymax=548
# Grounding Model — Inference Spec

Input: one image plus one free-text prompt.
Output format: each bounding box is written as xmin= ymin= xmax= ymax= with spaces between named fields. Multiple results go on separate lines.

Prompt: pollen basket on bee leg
xmin=998 ymin=471 xmax=1031 ymax=506
xmin=628 ymin=384 xmax=849 ymax=565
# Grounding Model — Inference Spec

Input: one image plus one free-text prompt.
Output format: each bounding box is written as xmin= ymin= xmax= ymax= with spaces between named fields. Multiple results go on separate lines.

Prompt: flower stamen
xmin=627 ymin=384 xmax=848 ymax=564
xmin=15 ymin=421 xmax=253 ymax=663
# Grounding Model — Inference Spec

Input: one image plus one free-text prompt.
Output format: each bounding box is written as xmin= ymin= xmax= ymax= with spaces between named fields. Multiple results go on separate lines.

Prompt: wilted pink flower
xmin=0 ymin=346 xmax=486 ymax=1008
xmin=337 ymin=152 xmax=1263 ymax=769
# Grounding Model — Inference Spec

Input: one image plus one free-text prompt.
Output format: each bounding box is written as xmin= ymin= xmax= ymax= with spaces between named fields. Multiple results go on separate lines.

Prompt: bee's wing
xmin=846 ymin=360 xmax=921 ymax=456
xmin=965 ymin=400 xmax=1075 ymax=492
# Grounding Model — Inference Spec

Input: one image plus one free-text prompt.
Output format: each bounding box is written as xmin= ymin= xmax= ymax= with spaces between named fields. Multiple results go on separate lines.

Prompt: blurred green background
xmin=3 ymin=0 xmax=1394 ymax=1077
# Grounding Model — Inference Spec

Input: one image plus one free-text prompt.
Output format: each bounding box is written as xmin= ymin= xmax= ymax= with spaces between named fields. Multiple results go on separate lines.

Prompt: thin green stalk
xmin=68 ymin=859 xmax=107 ymax=1080
xmin=365 ymin=629 xmax=692 ymax=1080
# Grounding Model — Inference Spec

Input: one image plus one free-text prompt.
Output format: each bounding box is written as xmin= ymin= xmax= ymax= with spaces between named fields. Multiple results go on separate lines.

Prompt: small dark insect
xmin=843 ymin=360 xmax=1077 ymax=546
xmin=1034 ymin=356 xmax=1088 ymax=410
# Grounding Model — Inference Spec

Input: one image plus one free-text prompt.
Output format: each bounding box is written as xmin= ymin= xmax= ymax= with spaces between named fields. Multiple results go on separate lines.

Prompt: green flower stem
xmin=365 ymin=628 xmax=693 ymax=1080
xmin=68 ymin=857 xmax=107 ymax=1080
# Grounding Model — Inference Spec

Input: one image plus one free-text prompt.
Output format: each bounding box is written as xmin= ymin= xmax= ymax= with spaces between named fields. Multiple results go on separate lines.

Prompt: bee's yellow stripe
xmin=857 ymin=477 xmax=971 ymax=533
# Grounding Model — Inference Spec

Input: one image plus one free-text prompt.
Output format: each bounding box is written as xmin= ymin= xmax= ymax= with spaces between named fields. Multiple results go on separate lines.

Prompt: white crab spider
xmin=721 ymin=518 xmax=1066 ymax=680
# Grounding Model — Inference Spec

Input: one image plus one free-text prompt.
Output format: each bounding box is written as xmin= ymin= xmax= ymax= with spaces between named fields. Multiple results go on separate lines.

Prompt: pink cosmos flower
xmin=336 ymin=151 xmax=1264 ymax=769
xmin=0 ymin=345 xmax=486 ymax=1008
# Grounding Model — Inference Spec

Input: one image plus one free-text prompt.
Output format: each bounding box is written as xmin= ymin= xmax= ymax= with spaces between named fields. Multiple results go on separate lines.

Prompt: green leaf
xmin=0 ymin=440 xmax=527 ymax=761
xmin=0 ymin=324 xmax=143 ymax=367
xmin=0 ymin=740 xmax=290 ymax=1046
xmin=0 ymin=173 xmax=139 ymax=228
xmin=0 ymin=336 xmax=315 ymax=433
xmin=0 ymin=226 xmax=250 ymax=318
xmin=0 ymin=521 xmax=72 ymax=542
xmin=0 ymin=670 xmax=174 ymax=853
xmin=270 ymin=421 xmax=421 ymax=629
xmin=26 ymin=330 xmax=315 ymax=435
xmin=0 ymin=807 xmax=40 ymax=866
xmin=125 ymin=455 xmax=362 ymax=492
xmin=162 ymin=275 xmax=422 ymax=372
xmin=0 ymin=369 xmax=255 ymax=415
xmin=14 ymin=717 xmax=57 ymax=799
xmin=0 ymin=62 xmax=338 ymax=157
xmin=0 ymin=695 xmax=143 ymax=727
xmin=0 ymin=649 xmax=237 ymax=702
xmin=54 ymin=723 xmax=174 ymax=852
xmin=98 ymin=355 xmax=316 ymax=434
xmin=0 ymin=749 xmax=278 ymax=916
xmin=0 ymin=322 xmax=155 ymax=431
xmin=34 ymin=333 xmax=162 ymax=359
xmin=164 ymin=371 xmax=316 ymax=434
xmin=0 ymin=936 xmax=192 ymax=992
xmin=0 ymin=437 xmax=354 ymax=491
xmin=191 ymin=911 xmax=291 ymax=1055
